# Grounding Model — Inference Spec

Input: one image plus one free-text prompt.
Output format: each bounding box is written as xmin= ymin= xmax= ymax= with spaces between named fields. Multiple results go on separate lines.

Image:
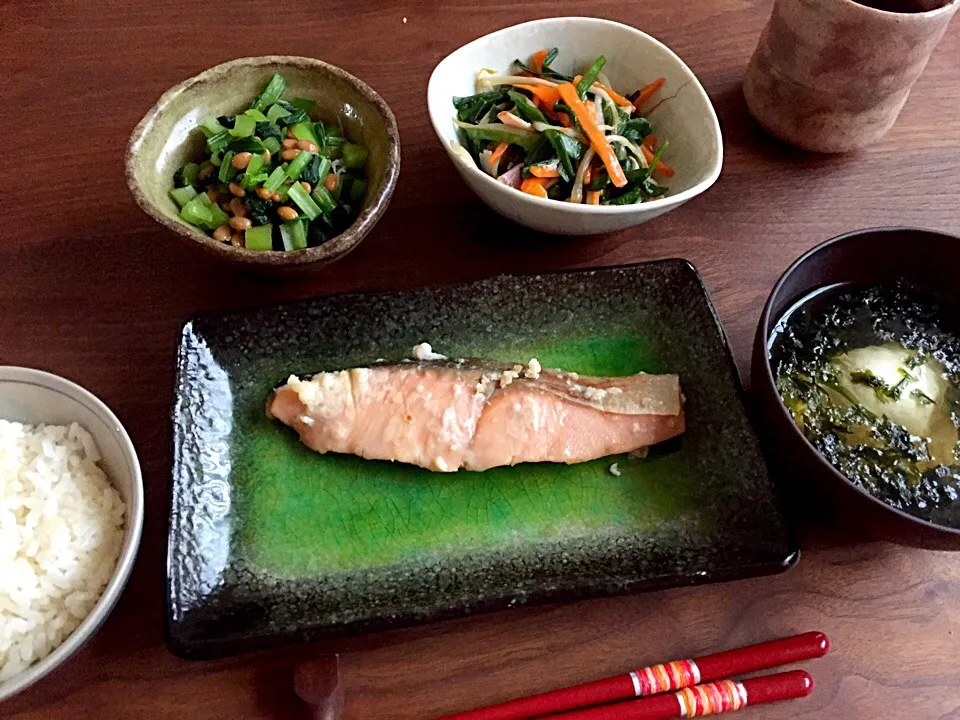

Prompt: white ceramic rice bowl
xmin=427 ymin=17 xmax=723 ymax=235
xmin=0 ymin=367 xmax=143 ymax=702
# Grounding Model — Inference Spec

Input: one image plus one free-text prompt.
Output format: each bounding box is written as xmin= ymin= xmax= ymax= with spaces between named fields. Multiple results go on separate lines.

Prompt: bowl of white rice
xmin=0 ymin=367 xmax=143 ymax=702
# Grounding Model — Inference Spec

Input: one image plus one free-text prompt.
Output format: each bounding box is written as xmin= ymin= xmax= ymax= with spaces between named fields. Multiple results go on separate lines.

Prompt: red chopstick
xmin=537 ymin=670 xmax=814 ymax=720
xmin=436 ymin=632 xmax=828 ymax=720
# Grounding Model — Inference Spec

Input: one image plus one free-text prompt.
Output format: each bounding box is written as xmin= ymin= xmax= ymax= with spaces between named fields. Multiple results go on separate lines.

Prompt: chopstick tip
xmin=811 ymin=631 xmax=831 ymax=656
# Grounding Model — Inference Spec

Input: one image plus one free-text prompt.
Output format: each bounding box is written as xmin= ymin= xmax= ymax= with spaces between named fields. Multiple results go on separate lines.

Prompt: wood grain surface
xmin=2 ymin=1 xmax=959 ymax=718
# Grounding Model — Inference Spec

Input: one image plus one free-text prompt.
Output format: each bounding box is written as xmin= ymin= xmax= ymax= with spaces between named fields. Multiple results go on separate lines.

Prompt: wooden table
xmin=3 ymin=1 xmax=960 ymax=717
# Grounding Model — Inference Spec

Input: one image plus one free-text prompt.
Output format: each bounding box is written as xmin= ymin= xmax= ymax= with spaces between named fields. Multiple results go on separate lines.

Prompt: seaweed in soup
xmin=770 ymin=282 xmax=960 ymax=528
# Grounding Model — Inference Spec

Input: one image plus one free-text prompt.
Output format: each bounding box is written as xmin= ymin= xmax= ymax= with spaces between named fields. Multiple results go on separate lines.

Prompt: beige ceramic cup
xmin=744 ymin=0 xmax=960 ymax=152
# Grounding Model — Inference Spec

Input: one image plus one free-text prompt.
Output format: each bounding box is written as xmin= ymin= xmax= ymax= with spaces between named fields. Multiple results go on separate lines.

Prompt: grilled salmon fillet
xmin=266 ymin=351 xmax=684 ymax=472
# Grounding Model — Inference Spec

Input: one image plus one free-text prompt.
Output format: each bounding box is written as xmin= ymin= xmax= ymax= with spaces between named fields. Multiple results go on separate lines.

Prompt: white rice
xmin=0 ymin=420 xmax=125 ymax=682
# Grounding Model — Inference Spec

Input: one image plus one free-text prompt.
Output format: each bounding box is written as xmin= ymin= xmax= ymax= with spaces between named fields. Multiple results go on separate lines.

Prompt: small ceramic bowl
xmin=126 ymin=56 xmax=400 ymax=270
xmin=427 ymin=17 xmax=723 ymax=235
xmin=0 ymin=367 xmax=144 ymax=701
xmin=751 ymin=227 xmax=960 ymax=550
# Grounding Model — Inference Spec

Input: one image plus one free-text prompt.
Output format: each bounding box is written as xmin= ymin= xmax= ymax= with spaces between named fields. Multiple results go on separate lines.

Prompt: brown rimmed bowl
xmin=752 ymin=227 xmax=960 ymax=550
xmin=126 ymin=56 xmax=400 ymax=271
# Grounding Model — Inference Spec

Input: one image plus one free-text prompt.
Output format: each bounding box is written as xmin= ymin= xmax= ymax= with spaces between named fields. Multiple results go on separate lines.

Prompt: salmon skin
xmin=266 ymin=354 xmax=685 ymax=473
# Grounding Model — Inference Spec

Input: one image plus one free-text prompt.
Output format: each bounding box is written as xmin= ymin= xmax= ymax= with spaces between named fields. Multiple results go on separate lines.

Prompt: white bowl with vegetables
xmin=427 ymin=17 xmax=723 ymax=235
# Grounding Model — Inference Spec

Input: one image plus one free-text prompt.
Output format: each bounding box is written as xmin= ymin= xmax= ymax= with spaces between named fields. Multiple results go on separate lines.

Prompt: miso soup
xmin=769 ymin=282 xmax=960 ymax=528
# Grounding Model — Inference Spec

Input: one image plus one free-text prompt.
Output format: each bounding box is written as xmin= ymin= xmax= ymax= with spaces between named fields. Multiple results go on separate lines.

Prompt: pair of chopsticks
xmin=437 ymin=631 xmax=829 ymax=720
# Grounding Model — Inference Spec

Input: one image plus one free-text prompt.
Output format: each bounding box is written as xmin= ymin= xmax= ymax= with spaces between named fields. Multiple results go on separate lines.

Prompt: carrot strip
xmin=532 ymin=49 xmax=549 ymax=73
xmin=529 ymin=165 xmax=560 ymax=178
xmin=643 ymin=134 xmax=658 ymax=151
xmin=557 ymin=83 xmax=626 ymax=188
xmin=594 ymin=82 xmax=633 ymax=108
xmin=641 ymin=145 xmax=675 ymax=177
xmin=583 ymin=166 xmax=593 ymax=185
xmin=489 ymin=142 xmax=509 ymax=168
xmin=634 ymin=78 xmax=665 ymax=109
xmin=513 ymin=83 xmax=561 ymax=109
xmin=520 ymin=177 xmax=548 ymax=198
xmin=586 ymin=190 xmax=602 ymax=205
xmin=574 ymin=75 xmax=633 ymax=109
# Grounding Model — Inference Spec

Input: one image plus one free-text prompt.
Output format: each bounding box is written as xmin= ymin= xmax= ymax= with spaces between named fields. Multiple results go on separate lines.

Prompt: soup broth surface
xmin=770 ymin=282 xmax=960 ymax=528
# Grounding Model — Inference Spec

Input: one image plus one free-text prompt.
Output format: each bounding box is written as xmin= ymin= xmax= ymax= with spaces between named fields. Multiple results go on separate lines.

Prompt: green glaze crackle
xmin=167 ymin=261 xmax=796 ymax=658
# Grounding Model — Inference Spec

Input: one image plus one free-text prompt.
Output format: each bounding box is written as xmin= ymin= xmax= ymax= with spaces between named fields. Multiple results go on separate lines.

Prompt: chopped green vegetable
xmin=312 ymin=121 xmax=328 ymax=148
xmin=289 ymin=98 xmax=316 ymax=112
xmin=266 ymin=103 xmax=290 ymax=123
xmin=311 ymin=186 xmax=337 ymax=215
xmin=196 ymin=193 xmax=229 ymax=229
xmin=543 ymin=130 xmax=583 ymax=181
xmin=243 ymin=173 xmax=269 ymax=189
xmin=241 ymin=154 xmax=265 ymax=188
xmin=349 ymin=177 xmax=367 ymax=204
xmin=274 ymin=101 xmax=308 ymax=127
xmin=242 ymin=108 xmax=268 ymax=122
xmin=206 ymin=131 xmax=231 ymax=154
xmin=251 ymin=74 xmax=287 ymax=112
xmin=179 ymin=193 xmax=213 ymax=226
xmin=179 ymin=192 xmax=229 ymax=229
xmin=280 ymin=219 xmax=309 ymax=250
xmin=218 ymin=151 xmax=237 ymax=182
xmin=169 ymin=185 xmax=198 ymax=209
xmin=230 ymin=115 xmax=256 ymax=138
xmin=453 ymin=120 xmax=540 ymax=151
xmin=291 ymin=122 xmax=319 ymax=146
xmin=209 ymin=151 xmax=223 ymax=167
xmin=320 ymin=143 xmax=343 ymax=159
xmin=508 ymin=90 xmax=547 ymax=125
xmin=607 ymin=187 xmax=643 ymax=205
xmin=300 ymin=155 xmax=330 ymax=186
xmin=227 ymin=137 xmax=265 ymax=154
xmin=255 ymin=120 xmax=282 ymax=143
xmin=341 ymin=143 xmax=368 ymax=169
xmin=285 ymin=150 xmax=314 ymax=180
xmin=622 ymin=140 xmax=670 ymax=187
xmin=288 ymin=182 xmax=322 ymax=220
xmin=264 ymin=166 xmax=288 ymax=192
xmin=576 ymin=56 xmax=606 ymax=98
xmin=453 ymin=89 xmax=510 ymax=124
xmin=616 ymin=117 xmax=654 ymax=143
xmin=245 ymin=196 xmax=272 ymax=225
xmin=246 ymin=153 xmax=264 ymax=176
xmin=512 ymin=48 xmax=572 ymax=82
xmin=200 ymin=116 xmax=227 ymax=138
xmin=587 ymin=171 xmax=609 ymax=191
xmin=175 ymin=162 xmax=199 ymax=187
xmin=244 ymin=224 xmax=274 ymax=251
xmin=262 ymin=136 xmax=281 ymax=155
xmin=323 ymin=126 xmax=345 ymax=153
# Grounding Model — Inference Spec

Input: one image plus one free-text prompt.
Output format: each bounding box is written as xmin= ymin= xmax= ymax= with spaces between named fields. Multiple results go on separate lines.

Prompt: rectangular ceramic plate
xmin=167 ymin=260 xmax=797 ymax=658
